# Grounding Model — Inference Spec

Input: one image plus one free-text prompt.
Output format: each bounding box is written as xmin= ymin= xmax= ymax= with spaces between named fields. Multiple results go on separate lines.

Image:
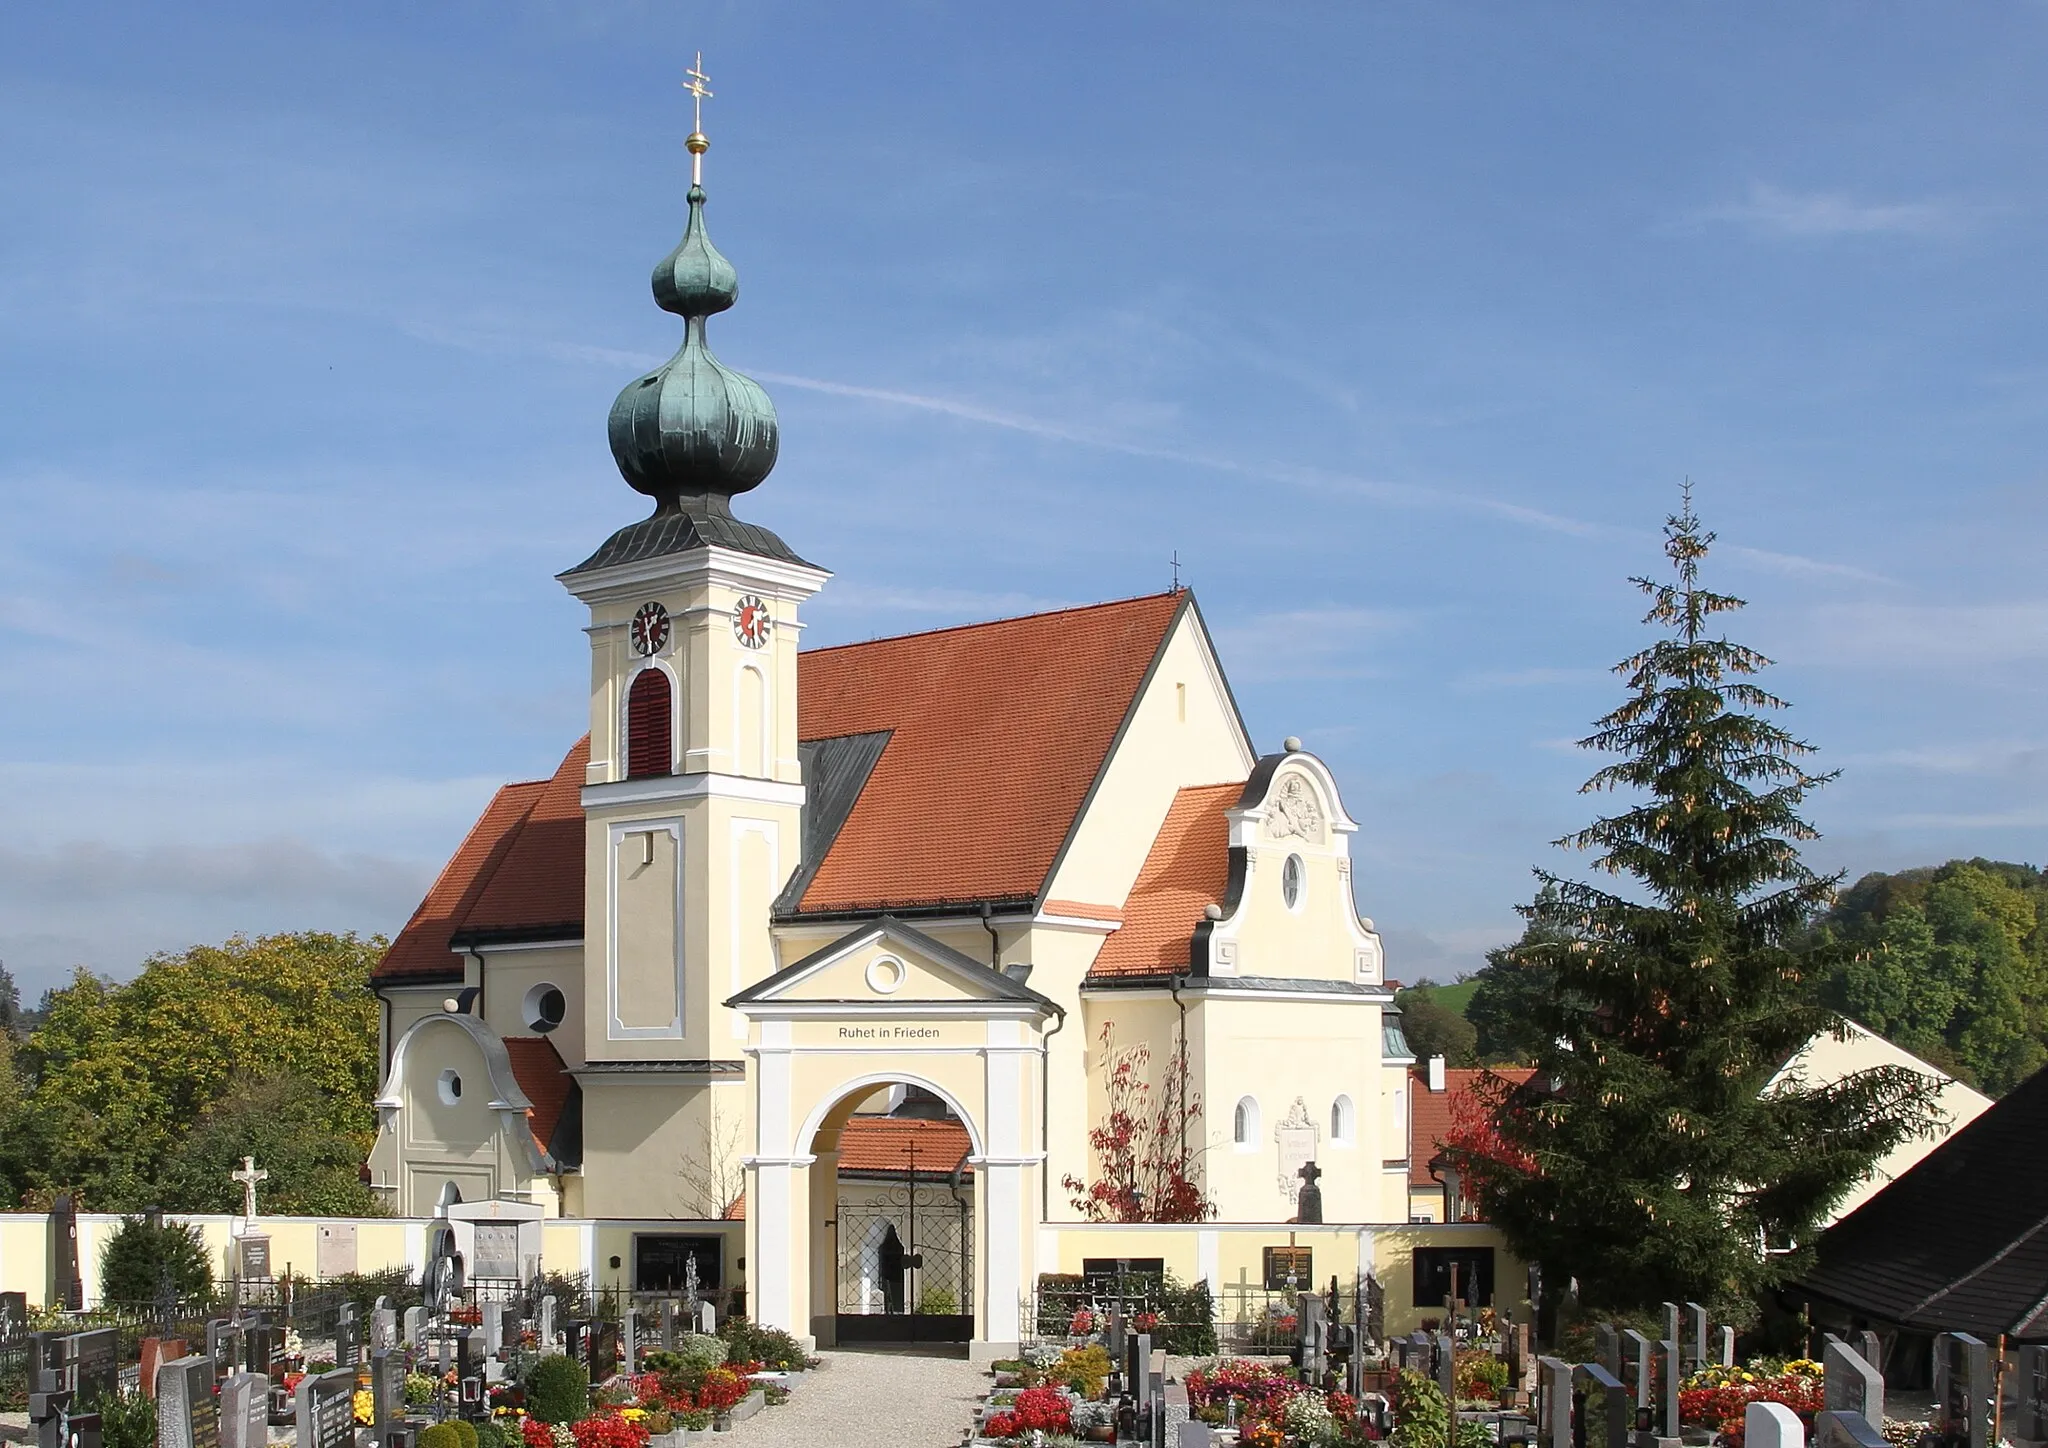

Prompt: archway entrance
xmin=813 ymin=1082 xmax=976 ymax=1345
xmin=728 ymin=916 xmax=1057 ymax=1357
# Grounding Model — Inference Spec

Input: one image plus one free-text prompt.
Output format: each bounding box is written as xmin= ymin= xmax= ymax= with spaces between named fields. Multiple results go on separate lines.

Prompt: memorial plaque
xmin=316 ymin=1223 xmax=357 ymax=1279
xmin=236 ymin=1236 xmax=271 ymax=1283
xmin=1262 ymin=1246 xmax=1313 ymax=1291
xmin=472 ymin=1224 xmax=519 ymax=1282
xmin=157 ymin=1356 xmax=220 ymax=1448
xmin=295 ymin=1370 xmax=356 ymax=1448
xmin=218 ymin=1374 xmax=268 ymax=1448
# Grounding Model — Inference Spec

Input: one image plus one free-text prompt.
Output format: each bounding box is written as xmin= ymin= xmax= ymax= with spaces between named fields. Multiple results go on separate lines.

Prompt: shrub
xmin=475 ymin=1422 xmax=509 ymax=1448
xmin=1054 ymin=1345 xmax=1112 ymax=1400
xmin=914 ymin=1285 xmax=959 ymax=1315
xmin=1390 ymin=1369 xmax=1449 ymax=1448
xmin=418 ymin=1425 xmax=465 ymax=1448
xmin=718 ymin=1319 xmax=808 ymax=1372
xmin=449 ymin=1422 xmax=480 ymax=1448
xmin=1454 ymin=1350 xmax=1510 ymax=1403
xmin=87 ymin=1388 xmax=156 ymax=1448
xmin=526 ymin=1354 xmax=591 ymax=1425
xmin=99 ymin=1217 xmax=212 ymax=1304
xmin=674 ymin=1334 xmax=727 ymax=1370
xmin=679 ymin=1410 xmax=712 ymax=1432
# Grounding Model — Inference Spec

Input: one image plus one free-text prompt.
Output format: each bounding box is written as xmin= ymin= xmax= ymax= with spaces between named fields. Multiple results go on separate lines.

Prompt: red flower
xmin=1071 ymin=1309 xmax=1095 ymax=1334
xmin=1133 ymin=1313 xmax=1160 ymax=1332
xmin=521 ymin=1419 xmax=555 ymax=1448
xmin=569 ymin=1414 xmax=648 ymax=1448
xmin=984 ymin=1388 xmax=1073 ymax=1439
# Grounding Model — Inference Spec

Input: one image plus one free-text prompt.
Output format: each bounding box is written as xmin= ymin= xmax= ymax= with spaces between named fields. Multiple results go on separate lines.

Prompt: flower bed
xmin=1680 ymin=1360 xmax=1825 ymax=1448
xmin=982 ymin=1386 xmax=1074 ymax=1439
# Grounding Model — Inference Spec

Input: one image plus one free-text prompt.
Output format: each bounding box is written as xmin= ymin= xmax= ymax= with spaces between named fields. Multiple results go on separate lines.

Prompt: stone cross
xmin=1295 ymin=1159 xmax=1325 ymax=1225
xmin=231 ymin=1157 xmax=268 ymax=1220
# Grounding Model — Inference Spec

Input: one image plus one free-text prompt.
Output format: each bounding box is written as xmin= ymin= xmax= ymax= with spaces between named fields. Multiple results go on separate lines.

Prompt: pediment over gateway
xmin=725 ymin=916 xmax=1057 ymax=1011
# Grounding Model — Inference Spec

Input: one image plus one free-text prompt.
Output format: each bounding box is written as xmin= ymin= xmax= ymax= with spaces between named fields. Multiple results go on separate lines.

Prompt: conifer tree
xmin=1451 ymin=494 xmax=1939 ymax=1313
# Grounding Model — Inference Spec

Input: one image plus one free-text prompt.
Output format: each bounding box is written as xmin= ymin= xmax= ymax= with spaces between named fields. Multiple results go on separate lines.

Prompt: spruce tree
xmin=1452 ymin=494 xmax=1939 ymax=1313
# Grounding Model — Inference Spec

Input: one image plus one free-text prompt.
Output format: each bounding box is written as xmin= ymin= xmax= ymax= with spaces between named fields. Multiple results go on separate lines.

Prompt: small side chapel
xmin=368 ymin=106 xmax=1494 ymax=1354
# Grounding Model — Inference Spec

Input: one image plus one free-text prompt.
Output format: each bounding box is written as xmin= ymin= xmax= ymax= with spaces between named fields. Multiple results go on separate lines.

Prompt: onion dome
xmin=606 ymin=183 xmax=780 ymax=506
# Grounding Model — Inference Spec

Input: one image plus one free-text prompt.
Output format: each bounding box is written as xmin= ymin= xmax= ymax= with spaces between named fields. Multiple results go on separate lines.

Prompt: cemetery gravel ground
xmin=749 ymin=1348 xmax=986 ymax=1447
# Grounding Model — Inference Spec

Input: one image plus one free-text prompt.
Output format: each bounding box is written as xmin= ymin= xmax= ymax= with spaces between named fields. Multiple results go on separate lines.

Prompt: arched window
xmin=626 ymin=668 xmax=672 ymax=779
xmin=1331 ymin=1094 xmax=1355 ymax=1146
xmin=1233 ymin=1096 xmax=1259 ymax=1150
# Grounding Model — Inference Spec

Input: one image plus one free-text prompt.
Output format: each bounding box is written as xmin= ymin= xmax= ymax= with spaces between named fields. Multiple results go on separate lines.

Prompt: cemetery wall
xmin=1037 ymin=1219 xmax=1518 ymax=1339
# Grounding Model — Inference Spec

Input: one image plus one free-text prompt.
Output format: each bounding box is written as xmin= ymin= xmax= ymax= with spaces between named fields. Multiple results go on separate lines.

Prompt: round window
xmin=437 ymin=1069 xmax=463 ymax=1105
xmin=1282 ymin=853 xmax=1305 ymax=910
xmin=525 ymin=982 xmax=567 ymax=1033
xmin=865 ymin=956 xmax=907 ymax=995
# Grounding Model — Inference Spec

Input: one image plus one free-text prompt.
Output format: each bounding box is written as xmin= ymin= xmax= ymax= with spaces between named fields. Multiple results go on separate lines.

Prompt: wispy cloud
xmin=1725 ymin=544 xmax=1891 ymax=585
xmin=1211 ymin=606 xmax=1408 ymax=683
xmin=1692 ymin=184 xmax=1968 ymax=240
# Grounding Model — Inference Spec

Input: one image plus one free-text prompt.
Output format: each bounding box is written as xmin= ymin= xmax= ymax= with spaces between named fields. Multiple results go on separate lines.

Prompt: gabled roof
xmin=1798 ymin=1062 xmax=2048 ymax=1339
xmin=376 ymin=594 xmax=1196 ymax=984
xmin=725 ymin=916 xmax=1056 ymax=1010
xmin=836 ymin=1115 xmax=973 ymax=1177
xmin=1410 ymin=1067 xmax=1537 ymax=1186
xmin=1087 ymin=783 xmax=1240 ymax=979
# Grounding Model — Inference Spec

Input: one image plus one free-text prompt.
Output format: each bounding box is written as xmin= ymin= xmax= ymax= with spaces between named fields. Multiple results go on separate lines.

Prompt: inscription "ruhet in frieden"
xmin=837 ymin=1026 xmax=942 ymax=1040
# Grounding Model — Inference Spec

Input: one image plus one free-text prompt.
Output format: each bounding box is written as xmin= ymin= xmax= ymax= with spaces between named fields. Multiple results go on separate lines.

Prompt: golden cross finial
xmin=684 ymin=52 xmax=713 ymax=185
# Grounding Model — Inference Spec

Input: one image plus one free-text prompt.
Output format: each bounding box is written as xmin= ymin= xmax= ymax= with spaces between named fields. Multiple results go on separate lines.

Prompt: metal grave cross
xmin=231 ymin=1157 xmax=268 ymax=1219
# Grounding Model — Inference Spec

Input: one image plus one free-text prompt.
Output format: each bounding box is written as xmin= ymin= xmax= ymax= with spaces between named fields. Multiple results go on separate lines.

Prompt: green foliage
xmin=1464 ymin=887 xmax=1571 ymax=1065
xmin=719 ymin=1317 xmax=810 ymax=1371
xmin=913 ymin=1285 xmax=958 ymax=1315
xmin=1157 ymin=1273 xmax=1218 ymax=1355
xmin=322 ymin=1267 xmax=421 ymax=1319
xmin=1393 ymin=984 xmax=1477 ymax=1067
xmin=473 ymin=1422 xmax=509 ymax=1448
xmin=525 ymin=1353 xmax=590 ymax=1424
xmin=403 ymin=1372 xmax=437 ymax=1407
xmin=448 ymin=1421 xmax=479 ymax=1448
xmin=99 ymin=1215 xmax=212 ymax=1304
xmin=85 ymin=1387 xmax=156 ymax=1448
xmin=417 ymin=1424 xmax=465 ymax=1448
xmin=1817 ymin=860 xmax=2048 ymax=1094
xmin=1390 ymin=1368 xmax=1449 ymax=1448
xmin=0 ymin=932 xmax=384 ymax=1211
xmin=1455 ymin=499 xmax=1941 ymax=1314
xmin=672 ymin=1333 xmax=728 ymax=1369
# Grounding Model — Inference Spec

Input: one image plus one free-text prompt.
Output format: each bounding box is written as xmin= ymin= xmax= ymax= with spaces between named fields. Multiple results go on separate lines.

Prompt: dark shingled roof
xmin=1797 ymin=1062 xmax=2048 ymax=1340
xmin=561 ymin=500 xmax=812 ymax=575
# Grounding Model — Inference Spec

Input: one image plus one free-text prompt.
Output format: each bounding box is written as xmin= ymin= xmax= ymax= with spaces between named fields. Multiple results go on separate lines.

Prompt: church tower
xmin=558 ymin=99 xmax=827 ymax=1084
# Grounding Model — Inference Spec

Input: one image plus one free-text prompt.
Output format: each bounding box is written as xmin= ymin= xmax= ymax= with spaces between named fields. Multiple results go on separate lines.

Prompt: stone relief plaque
xmin=1265 ymin=774 xmax=1325 ymax=844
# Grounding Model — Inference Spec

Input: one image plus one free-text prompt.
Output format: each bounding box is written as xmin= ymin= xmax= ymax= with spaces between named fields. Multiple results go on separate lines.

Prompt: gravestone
xmin=1436 ymin=1331 xmax=1457 ymax=1436
xmin=139 ymin=1340 xmax=186 ymax=1402
xmin=1683 ymin=1305 xmax=1708 ymax=1371
xmin=217 ymin=1374 xmax=267 ymax=1448
xmin=246 ymin=1320 xmax=281 ymax=1381
xmin=1718 ymin=1327 xmax=1735 ymax=1369
xmin=1297 ymin=1295 xmax=1328 ymax=1383
xmin=1933 ymin=1333 xmax=1990 ymax=1448
xmin=33 ymin=1327 xmax=120 ymax=1445
xmin=205 ymin=1321 xmax=238 ymax=1380
xmin=1813 ymin=1411 xmax=1888 ymax=1448
xmin=235 ymin=1236 xmax=271 ymax=1289
xmin=335 ymin=1304 xmax=358 ymax=1368
xmin=537 ymin=1297 xmax=556 ymax=1350
xmin=371 ymin=1350 xmax=404 ymax=1441
xmin=294 ymin=1370 xmax=355 ymax=1448
xmin=1661 ymin=1304 xmax=1680 ymax=1353
xmin=621 ymin=1309 xmax=636 ymax=1374
xmin=1538 ymin=1358 xmax=1573 ymax=1448
xmin=661 ymin=1301 xmax=680 ymax=1350
xmin=1658 ymin=1339 xmax=1682 ymax=1438
xmin=401 ymin=1307 xmax=424 ymax=1348
xmin=1295 ymin=1160 xmax=1325 ymax=1225
xmin=483 ymin=1304 xmax=504 ymax=1358
xmin=456 ymin=1331 xmax=486 ymax=1419
xmin=696 ymin=1300 xmax=715 ymax=1334
xmin=1823 ymin=1337 xmax=1883 ymax=1428
xmin=372 ymin=1306 xmax=398 ymax=1354
xmin=51 ymin=1193 xmax=82 ymax=1312
xmin=1746 ymin=1403 xmax=1805 ymax=1448
xmin=1573 ymin=1362 xmax=1630 ymax=1448
xmin=1621 ymin=1330 xmax=1654 ymax=1410
xmin=1595 ymin=1325 xmax=1623 ymax=1384
xmin=2012 ymin=1346 xmax=2048 ymax=1446
xmin=156 ymin=1355 xmax=220 ymax=1448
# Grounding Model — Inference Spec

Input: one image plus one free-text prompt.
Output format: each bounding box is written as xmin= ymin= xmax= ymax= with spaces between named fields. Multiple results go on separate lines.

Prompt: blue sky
xmin=4 ymin=3 xmax=2046 ymax=996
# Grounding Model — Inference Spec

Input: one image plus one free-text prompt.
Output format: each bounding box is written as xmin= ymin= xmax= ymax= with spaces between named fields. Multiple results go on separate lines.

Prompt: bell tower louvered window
xmin=626 ymin=668 xmax=672 ymax=779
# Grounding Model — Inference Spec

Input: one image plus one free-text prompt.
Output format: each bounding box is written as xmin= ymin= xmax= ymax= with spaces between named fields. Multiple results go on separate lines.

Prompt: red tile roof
xmin=795 ymin=593 xmax=1186 ymax=913
xmin=1087 ymin=782 xmax=1240 ymax=979
xmin=503 ymin=1036 xmax=574 ymax=1155
xmin=835 ymin=1115 xmax=972 ymax=1176
xmin=376 ymin=778 xmax=549 ymax=980
xmin=1409 ymin=1067 xmax=1536 ymax=1187
xmin=376 ymin=595 xmax=1192 ymax=982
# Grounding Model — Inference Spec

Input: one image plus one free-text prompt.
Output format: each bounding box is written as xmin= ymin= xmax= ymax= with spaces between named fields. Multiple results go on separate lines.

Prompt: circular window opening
xmin=1282 ymin=853 xmax=1305 ymax=911
xmin=525 ymin=983 xmax=567 ymax=1033
xmin=437 ymin=1069 xmax=463 ymax=1105
xmin=865 ymin=956 xmax=907 ymax=995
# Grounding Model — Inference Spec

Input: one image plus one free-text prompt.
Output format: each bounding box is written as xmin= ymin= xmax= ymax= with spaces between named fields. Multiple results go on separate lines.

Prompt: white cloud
xmin=1695 ymin=184 xmax=1967 ymax=240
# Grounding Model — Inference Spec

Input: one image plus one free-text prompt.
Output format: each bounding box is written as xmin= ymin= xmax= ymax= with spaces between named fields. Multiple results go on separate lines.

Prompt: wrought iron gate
xmin=834 ymin=1183 xmax=974 ymax=1343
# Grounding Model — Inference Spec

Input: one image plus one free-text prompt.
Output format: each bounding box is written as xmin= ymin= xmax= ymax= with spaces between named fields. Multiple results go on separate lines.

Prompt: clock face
xmin=629 ymin=602 xmax=671 ymax=657
xmin=733 ymin=594 xmax=771 ymax=649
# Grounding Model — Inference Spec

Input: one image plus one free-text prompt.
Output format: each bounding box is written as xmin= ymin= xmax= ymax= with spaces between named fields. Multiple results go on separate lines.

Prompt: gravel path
xmin=742 ymin=1349 xmax=985 ymax=1448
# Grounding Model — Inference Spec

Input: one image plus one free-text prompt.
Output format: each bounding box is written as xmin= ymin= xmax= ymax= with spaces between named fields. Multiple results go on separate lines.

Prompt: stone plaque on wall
xmin=316 ymin=1223 xmax=357 ymax=1279
xmin=472 ymin=1224 xmax=519 ymax=1282
xmin=1273 ymin=1097 xmax=1320 ymax=1203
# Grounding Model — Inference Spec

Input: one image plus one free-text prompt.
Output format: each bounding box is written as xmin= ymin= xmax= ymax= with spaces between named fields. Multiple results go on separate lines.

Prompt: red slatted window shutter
xmin=626 ymin=669 xmax=672 ymax=779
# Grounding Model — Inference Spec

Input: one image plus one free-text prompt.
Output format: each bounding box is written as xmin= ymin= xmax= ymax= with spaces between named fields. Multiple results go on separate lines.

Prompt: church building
xmin=367 ymin=110 xmax=1507 ymax=1355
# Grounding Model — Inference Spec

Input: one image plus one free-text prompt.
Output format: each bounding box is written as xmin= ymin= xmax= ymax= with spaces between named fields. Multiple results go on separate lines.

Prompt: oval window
xmin=437 ymin=1069 xmax=463 ymax=1106
xmin=525 ymin=983 xmax=567 ymax=1033
xmin=1282 ymin=853 xmax=1305 ymax=910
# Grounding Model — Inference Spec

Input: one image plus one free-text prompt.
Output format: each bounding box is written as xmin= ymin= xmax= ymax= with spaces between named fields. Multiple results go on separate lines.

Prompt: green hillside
xmin=1431 ymin=978 xmax=1478 ymax=1016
